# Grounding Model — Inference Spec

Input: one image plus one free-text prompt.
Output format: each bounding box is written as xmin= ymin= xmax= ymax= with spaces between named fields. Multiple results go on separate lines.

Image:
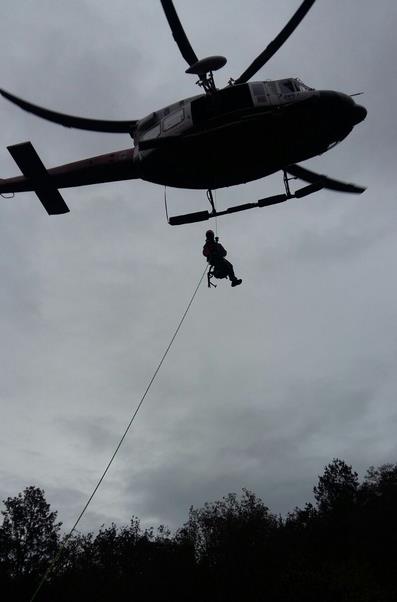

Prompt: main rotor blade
xmin=285 ymin=164 xmax=366 ymax=194
xmin=160 ymin=0 xmax=198 ymax=67
xmin=234 ymin=0 xmax=316 ymax=85
xmin=0 ymin=88 xmax=137 ymax=134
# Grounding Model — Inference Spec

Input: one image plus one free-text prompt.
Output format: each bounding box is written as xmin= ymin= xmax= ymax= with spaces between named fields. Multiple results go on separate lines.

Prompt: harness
xmin=205 ymin=236 xmax=228 ymax=289
xmin=207 ymin=261 xmax=228 ymax=288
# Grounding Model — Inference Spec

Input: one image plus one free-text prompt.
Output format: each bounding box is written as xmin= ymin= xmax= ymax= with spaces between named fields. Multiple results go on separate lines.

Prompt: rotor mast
xmin=185 ymin=55 xmax=227 ymax=94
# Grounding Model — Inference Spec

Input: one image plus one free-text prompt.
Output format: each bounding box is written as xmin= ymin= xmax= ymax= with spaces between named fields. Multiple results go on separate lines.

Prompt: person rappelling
xmin=203 ymin=230 xmax=242 ymax=287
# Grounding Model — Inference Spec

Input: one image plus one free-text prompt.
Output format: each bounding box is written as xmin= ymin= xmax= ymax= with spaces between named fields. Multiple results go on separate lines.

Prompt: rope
xmin=206 ymin=189 xmax=219 ymax=238
xmin=30 ymin=265 xmax=208 ymax=601
xmin=214 ymin=189 xmax=218 ymax=238
xmin=164 ymin=186 xmax=169 ymax=222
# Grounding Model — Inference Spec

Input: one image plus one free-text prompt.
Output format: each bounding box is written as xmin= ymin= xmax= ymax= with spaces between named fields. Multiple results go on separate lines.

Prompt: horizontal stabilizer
xmin=7 ymin=142 xmax=70 ymax=214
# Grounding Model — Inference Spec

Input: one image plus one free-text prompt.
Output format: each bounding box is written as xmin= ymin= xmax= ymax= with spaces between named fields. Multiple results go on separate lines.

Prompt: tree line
xmin=1 ymin=458 xmax=396 ymax=601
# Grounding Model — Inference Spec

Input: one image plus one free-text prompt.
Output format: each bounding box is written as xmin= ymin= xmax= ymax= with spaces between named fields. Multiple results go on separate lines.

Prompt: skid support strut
xmin=283 ymin=170 xmax=292 ymax=197
xmin=206 ymin=189 xmax=216 ymax=214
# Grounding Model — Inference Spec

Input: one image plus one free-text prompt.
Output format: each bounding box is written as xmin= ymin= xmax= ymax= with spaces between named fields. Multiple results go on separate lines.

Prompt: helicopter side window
xmin=163 ymin=109 xmax=185 ymax=131
xmin=250 ymin=82 xmax=268 ymax=105
xmin=140 ymin=123 xmax=161 ymax=140
xmin=251 ymin=83 xmax=265 ymax=96
xmin=263 ymin=81 xmax=278 ymax=96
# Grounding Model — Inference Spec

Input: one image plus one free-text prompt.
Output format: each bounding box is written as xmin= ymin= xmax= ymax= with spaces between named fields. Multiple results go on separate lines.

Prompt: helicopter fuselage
xmin=0 ymin=0 xmax=369 ymax=218
xmin=136 ymin=78 xmax=367 ymax=190
xmin=0 ymin=78 xmax=366 ymax=201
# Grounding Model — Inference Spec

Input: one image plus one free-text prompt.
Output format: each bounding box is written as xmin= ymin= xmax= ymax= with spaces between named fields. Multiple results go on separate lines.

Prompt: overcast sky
xmin=0 ymin=0 xmax=396 ymax=533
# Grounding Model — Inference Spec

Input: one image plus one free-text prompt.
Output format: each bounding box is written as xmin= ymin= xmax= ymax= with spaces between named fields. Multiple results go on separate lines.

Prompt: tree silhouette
xmin=0 ymin=486 xmax=61 ymax=579
xmin=313 ymin=458 xmax=359 ymax=514
xmin=1 ymin=460 xmax=397 ymax=601
xmin=179 ymin=489 xmax=280 ymax=600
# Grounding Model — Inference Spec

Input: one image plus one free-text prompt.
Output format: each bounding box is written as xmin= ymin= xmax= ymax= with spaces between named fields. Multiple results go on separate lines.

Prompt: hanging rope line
xmin=164 ymin=186 xmax=169 ymax=222
xmin=30 ymin=265 xmax=208 ymax=602
xmin=214 ymin=189 xmax=218 ymax=238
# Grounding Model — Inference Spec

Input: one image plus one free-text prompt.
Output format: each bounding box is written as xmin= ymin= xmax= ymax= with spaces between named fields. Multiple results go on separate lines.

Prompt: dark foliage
xmin=0 ymin=486 xmax=61 ymax=599
xmin=1 ymin=459 xmax=397 ymax=601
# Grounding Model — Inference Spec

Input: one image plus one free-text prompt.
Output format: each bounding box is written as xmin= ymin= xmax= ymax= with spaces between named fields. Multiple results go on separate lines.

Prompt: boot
xmin=231 ymin=278 xmax=242 ymax=287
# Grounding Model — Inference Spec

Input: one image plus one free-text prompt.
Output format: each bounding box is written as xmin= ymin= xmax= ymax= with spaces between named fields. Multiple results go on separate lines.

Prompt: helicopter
xmin=0 ymin=0 xmax=367 ymax=224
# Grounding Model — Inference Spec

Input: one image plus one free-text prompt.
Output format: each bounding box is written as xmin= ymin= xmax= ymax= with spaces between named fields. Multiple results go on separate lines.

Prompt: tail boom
xmin=0 ymin=143 xmax=139 ymax=214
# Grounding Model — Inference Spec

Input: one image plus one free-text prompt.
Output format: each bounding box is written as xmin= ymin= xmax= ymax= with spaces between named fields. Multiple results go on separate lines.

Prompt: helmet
xmin=206 ymin=229 xmax=215 ymax=239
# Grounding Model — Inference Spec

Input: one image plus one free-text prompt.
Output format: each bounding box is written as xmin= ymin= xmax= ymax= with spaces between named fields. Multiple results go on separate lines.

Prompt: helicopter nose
xmin=351 ymin=104 xmax=367 ymax=124
xmin=318 ymin=91 xmax=367 ymax=126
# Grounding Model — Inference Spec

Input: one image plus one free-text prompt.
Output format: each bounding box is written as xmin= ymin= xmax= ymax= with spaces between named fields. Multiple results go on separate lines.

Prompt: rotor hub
xmin=185 ymin=55 xmax=227 ymax=76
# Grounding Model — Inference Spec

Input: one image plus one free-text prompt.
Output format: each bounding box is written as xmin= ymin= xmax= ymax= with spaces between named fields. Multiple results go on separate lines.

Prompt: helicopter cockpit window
xmin=163 ymin=109 xmax=185 ymax=131
xmin=296 ymin=80 xmax=312 ymax=92
xmin=279 ymin=80 xmax=296 ymax=94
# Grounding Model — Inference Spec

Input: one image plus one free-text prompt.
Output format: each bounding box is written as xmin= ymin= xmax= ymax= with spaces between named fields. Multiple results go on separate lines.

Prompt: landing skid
xmin=167 ymin=171 xmax=320 ymax=226
xmin=167 ymin=166 xmax=365 ymax=226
